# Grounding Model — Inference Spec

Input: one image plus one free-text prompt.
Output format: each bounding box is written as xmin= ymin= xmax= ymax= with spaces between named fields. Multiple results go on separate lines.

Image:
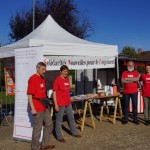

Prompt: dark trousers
xmin=143 ymin=97 xmax=150 ymax=120
xmin=123 ymin=93 xmax=138 ymax=122
xmin=31 ymin=109 xmax=53 ymax=150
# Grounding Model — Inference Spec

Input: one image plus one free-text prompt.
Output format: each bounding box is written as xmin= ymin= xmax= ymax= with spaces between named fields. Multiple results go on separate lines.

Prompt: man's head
xmin=60 ymin=65 xmax=69 ymax=78
xmin=127 ymin=61 xmax=135 ymax=72
xmin=36 ymin=62 xmax=46 ymax=77
xmin=146 ymin=64 xmax=150 ymax=74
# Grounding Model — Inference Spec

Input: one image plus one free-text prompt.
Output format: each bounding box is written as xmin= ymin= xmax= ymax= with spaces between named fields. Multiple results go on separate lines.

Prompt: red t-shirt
xmin=121 ymin=70 xmax=139 ymax=94
xmin=53 ymin=76 xmax=71 ymax=106
xmin=27 ymin=74 xmax=46 ymax=112
xmin=140 ymin=74 xmax=150 ymax=97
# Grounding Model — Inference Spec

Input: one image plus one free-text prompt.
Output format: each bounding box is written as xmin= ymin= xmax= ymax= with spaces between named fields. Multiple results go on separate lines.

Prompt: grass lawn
xmin=0 ymin=91 xmax=14 ymax=105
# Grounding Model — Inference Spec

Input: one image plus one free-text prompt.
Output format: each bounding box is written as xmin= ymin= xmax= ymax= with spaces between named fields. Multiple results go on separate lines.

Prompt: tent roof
xmin=0 ymin=15 xmax=118 ymax=58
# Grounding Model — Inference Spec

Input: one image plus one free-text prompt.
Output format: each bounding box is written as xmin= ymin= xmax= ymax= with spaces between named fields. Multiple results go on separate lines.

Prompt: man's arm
xmin=53 ymin=91 xmax=59 ymax=111
xmin=121 ymin=71 xmax=133 ymax=84
xmin=139 ymin=75 xmax=143 ymax=85
xmin=125 ymin=77 xmax=139 ymax=82
xmin=121 ymin=78 xmax=134 ymax=83
xmin=28 ymin=94 xmax=37 ymax=114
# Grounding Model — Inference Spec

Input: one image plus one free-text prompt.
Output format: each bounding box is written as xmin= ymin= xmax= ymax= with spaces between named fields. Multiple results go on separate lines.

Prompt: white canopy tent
xmin=0 ymin=15 xmax=118 ymax=141
xmin=0 ymin=15 xmax=118 ymax=58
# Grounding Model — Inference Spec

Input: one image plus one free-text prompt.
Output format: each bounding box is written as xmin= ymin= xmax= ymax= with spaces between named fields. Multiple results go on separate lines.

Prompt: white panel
xmin=13 ymin=47 xmax=44 ymax=141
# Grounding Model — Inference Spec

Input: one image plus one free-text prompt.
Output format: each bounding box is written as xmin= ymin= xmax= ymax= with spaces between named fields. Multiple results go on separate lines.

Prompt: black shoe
xmin=39 ymin=145 xmax=55 ymax=150
xmin=58 ymin=138 xmax=66 ymax=143
xmin=148 ymin=120 xmax=150 ymax=124
xmin=122 ymin=121 xmax=128 ymax=125
xmin=133 ymin=121 xmax=139 ymax=125
xmin=145 ymin=120 xmax=149 ymax=126
xmin=73 ymin=134 xmax=82 ymax=138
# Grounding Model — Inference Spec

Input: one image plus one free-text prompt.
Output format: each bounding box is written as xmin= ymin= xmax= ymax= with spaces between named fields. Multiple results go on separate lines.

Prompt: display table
xmin=71 ymin=95 xmax=95 ymax=131
xmin=49 ymin=95 xmax=95 ymax=132
xmin=94 ymin=93 xmax=122 ymax=124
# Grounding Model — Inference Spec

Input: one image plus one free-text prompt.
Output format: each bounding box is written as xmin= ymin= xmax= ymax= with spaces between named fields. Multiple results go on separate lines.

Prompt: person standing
xmin=27 ymin=62 xmax=55 ymax=150
xmin=140 ymin=64 xmax=150 ymax=126
xmin=53 ymin=65 xmax=81 ymax=142
xmin=121 ymin=61 xmax=139 ymax=125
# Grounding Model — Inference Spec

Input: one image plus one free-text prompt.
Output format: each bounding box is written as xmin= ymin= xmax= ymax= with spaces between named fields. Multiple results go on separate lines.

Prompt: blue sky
xmin=0 ymin=0 xmax=150 ymax=52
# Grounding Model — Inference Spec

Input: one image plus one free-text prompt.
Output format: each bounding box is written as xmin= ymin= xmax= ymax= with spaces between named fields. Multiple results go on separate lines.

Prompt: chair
xmin=0 ymin=106 xmax=13 ymax=126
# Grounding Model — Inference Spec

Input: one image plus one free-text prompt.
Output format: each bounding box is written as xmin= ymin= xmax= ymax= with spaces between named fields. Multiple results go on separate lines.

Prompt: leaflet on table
xmin=71 ymin=95 xmax=90 ymax=100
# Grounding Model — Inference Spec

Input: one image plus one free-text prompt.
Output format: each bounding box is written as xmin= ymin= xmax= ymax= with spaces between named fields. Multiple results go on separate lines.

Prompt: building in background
xmin=138 ymin=48 xmax=150 ymax=61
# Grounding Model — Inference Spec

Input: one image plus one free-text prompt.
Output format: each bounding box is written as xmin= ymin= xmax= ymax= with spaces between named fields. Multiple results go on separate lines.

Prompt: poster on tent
xmin=13 ymin=47 xmax=43 ymax=141
xmin=4 ymin=58 xmax=15 ymax=96
xmin=44 ymin=55 xmax=115 ymax=70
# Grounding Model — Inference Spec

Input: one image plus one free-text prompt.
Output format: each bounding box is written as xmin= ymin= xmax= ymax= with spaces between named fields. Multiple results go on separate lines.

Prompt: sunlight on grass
xmin=0 ymin=91 xmax=14 ymax=104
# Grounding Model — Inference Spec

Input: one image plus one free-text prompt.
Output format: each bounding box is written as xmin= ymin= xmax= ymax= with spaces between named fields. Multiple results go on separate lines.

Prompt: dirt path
xmin=0 ymin=115 xmax=150 ymax=150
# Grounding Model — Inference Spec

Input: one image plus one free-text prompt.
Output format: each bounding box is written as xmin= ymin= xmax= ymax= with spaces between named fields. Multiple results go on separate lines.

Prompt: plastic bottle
xmin=113 ymin=85 xmax=117 ymax=94
xmin=110 ymin=86 xmax=113 ymax=95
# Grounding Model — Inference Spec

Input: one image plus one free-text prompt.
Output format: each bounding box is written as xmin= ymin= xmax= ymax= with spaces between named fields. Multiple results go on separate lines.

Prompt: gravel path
xmin=0 ymin=114 xmax=150 ymax=150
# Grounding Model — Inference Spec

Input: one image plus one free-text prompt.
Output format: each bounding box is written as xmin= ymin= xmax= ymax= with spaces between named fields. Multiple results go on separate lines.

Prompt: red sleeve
xmin=27 ymin=76 xmax=35 ymax=95
xmin=140 ymin=74 xmax=144 ymax=81
xmin=53 ymin=78 xmax=59 ymax=91
xmin=121 ymin=71 xmax=126 ymax=79
xmin=135 ymin=70 xmax=139 ymax=77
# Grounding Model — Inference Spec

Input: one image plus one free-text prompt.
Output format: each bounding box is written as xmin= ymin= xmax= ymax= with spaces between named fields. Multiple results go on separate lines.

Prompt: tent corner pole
xmin=116 ymin=56 xmax=120 ymax=91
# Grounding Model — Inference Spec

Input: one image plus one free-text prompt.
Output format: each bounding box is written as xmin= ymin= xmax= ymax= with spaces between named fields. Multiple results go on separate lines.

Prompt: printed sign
xmin=13 ymin=47 xmax=43 ymax=141
xmin=44 ymin=56 xmax=115 ymax=70
xmin=4 ymin=58 xmax=15 ymax=96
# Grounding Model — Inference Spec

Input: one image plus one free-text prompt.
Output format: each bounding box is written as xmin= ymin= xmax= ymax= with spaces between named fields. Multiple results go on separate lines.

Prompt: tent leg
xmin=75 ymin=69 xmax=77 ymax=95
xmin=116 ymin=56 xmax=120 ymax=91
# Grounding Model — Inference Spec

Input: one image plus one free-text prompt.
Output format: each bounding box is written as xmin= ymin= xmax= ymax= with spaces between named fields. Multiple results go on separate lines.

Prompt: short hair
xmin=60 ymin=65 xmax=69 ymax=72
xmin=36 ymin=62 xmax=46 ymax=69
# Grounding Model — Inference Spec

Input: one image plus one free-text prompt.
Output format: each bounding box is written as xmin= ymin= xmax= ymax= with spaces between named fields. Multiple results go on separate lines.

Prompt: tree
xmin=120 ymin=46 xmax=141 ymax=59
xmin=9 ymin=0 xmax=94 ymax=42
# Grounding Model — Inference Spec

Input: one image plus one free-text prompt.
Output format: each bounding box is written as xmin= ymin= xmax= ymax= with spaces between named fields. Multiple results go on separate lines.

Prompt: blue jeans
xmin=55 ymin=104 xmax=77 ymax=140
xmin=123 ymin=93 xmax=138 ymax=122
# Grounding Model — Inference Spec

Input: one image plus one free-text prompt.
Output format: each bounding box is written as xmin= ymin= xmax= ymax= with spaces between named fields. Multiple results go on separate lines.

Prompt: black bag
xmin=36 ymin=98 xmax=53 ymax=109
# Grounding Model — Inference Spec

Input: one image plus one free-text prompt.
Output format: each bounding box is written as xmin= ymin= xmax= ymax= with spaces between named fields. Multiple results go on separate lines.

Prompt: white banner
xmin=13 ymin=47 xmax=43 ymax=141
xmin=44 ymin=56 xmax=115 ymax=70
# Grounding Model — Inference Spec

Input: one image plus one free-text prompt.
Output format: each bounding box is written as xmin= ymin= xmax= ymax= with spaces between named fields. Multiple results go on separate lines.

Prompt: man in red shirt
xmin=53 ymin=65 xmax=81 ymax=142
xmin=121 ymin=61 xmax=139 ymax=125
xmin=140 ymin=64 xmax=150 ymax=126
xmin=27 ymin=62 xmax=55 ymax=150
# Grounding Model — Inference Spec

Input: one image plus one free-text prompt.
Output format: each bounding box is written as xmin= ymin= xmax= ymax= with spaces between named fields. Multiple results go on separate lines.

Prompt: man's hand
xmin=28 ymin=95 xmax=37 ymax=115
xmin=31 ymin=108 xmax=37 ymax=115
xmin=125 ymin=78 xmax=133 ymax=83
xmin=53 ymin=91 xmax=59 ymax=111
xmin=55 ymin=105 xmax=59 ymax=112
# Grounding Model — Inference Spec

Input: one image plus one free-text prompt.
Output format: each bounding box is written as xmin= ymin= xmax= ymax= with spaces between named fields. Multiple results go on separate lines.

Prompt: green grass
xmin=0 ymin=91 xmax=14 ymax=105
